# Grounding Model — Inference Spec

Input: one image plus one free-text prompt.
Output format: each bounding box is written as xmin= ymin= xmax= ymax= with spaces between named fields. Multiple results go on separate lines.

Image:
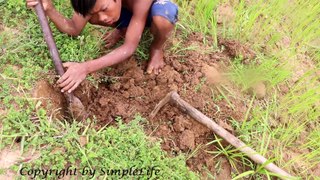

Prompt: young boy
xmin=26 ymin=0 xmax=178 ymax=93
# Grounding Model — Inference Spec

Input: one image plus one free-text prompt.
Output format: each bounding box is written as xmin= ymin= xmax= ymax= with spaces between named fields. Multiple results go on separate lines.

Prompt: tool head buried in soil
xmin=34 ymin=2 xmax=87 ymax=120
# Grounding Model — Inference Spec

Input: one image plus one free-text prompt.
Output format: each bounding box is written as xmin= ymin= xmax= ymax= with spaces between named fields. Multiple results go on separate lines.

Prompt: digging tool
xmin=34 ymin=1 xmax=87 ymax=120
xmin=150 ymin=91 xmax=293 ymax=179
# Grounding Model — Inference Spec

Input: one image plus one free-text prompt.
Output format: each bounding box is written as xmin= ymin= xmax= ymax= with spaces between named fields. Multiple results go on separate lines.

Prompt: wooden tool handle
xmin=34 ymin=1 xmax=65 ymax=76
xmin=151 ymin=91 xmax=293 ymax=179
xmin=169 ymin=92 xmax=292 ymax=178
xmin=34 ymin=1 xmax=75 ymax=103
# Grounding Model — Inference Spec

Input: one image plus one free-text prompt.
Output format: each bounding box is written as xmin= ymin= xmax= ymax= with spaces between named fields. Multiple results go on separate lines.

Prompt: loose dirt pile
xmin=33 ymin=37 xmax=254 ymax=177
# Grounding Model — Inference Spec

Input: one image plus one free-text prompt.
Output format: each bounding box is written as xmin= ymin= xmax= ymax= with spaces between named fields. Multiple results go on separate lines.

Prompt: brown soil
xmin=32 ymin=36 xmax=251 ymax=178
xmin=31 ymin=36 xmax=319 ymax=178
xmin=250 ymin=82 xmax=267 ymax=99
xmin=0 ymin=148 xmax=21 ymax=169
xmin=0 ymin=145 xmax=40 ymax=179
xmin=217 ymin=3 xmax=235 ymax=25
xmin=219 ymin=38 xmax=256 ymax=63
xmin=202 ymin=64 xmax=223 ymax=85
xmin=33 ymin=80 xmax=68 ymax=119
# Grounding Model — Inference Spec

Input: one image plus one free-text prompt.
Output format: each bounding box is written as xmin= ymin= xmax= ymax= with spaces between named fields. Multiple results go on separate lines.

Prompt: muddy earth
xmin=33 ymin=37 xmax=255 ymax=178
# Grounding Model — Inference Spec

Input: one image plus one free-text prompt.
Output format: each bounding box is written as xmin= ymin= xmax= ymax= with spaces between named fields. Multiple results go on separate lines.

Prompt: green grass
xmin=228 ymin=56 xmax=291 ymax=91
xmin=1 ymin=0 xmax=319 ymax=179
xmin=175 ymin=0 xmax=219 ymax=47
xmin=216 ymin=0 xmax=320 ymax=179
xmin=5 ymin=115 xmax=196 ymax=179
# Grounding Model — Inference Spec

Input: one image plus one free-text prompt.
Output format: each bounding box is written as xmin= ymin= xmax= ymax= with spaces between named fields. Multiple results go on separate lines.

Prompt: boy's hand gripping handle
xmin=34 ymin=0 xmax=65 ymax=76
xmin=34 ymin=1 xmax=74 ymax=103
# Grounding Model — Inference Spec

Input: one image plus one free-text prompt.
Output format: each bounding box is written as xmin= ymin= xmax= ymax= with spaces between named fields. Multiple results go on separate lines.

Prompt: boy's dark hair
xmin=71 ymin=0 xmax=96 ymax=17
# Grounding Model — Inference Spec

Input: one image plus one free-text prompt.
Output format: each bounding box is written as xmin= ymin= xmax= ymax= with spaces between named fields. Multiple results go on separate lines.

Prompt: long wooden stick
xmin=34 ymin=1 xmax=87 ymax=120
xmin=150 ymin=91 xmax=293 ymax=179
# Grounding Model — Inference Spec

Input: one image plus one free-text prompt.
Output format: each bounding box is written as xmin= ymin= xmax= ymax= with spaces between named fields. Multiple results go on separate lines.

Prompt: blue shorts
xmin=116 ymin=0 xmax=179 ymax=29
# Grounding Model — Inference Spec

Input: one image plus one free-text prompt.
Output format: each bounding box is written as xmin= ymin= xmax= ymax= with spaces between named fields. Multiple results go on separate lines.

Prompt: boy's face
xmin=90 ymin=0 xmax=121 ymax=25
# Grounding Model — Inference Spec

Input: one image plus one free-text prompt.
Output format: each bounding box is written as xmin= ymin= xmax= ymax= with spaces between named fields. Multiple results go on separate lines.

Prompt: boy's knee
xmin=152 ymin=16 xmax=174 ymax=30
xmin=151 ymin=18 xmax=174 ymax=39
xmin=151 ymin=0 xmax=178 ymax=25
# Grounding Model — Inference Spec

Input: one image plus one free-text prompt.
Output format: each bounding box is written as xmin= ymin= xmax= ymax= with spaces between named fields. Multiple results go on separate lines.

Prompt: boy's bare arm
xmin=26 ymin=0 xmax=89 ymax=36
xmin=83 ymin=0 xmax=153 ymax=73
xmin=57 ymin=0 xmax=153 ymax=92
xmin=46 ymin=9 xmax=90 ymax=36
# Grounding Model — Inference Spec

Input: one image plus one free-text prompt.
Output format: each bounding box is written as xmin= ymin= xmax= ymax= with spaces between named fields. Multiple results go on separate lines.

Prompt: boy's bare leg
xmin=147 ymin=16 xmax=174 ymax=75
xmin=103 ymin=28 xmax=127 ymax=48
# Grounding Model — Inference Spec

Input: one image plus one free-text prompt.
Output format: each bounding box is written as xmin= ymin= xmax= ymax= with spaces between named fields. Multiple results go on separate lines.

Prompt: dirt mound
xmin=219 ymin=38 xmax=256 ymax=63
xmin=33 ymin=80 xmax=67 ymax=119
xmin=33 ymin=36 xmax=249 ymax=177
xmin=72 ymin=44 xmax=247 ymax=176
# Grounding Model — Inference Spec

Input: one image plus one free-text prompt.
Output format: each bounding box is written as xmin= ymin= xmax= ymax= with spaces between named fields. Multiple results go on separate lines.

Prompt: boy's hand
xmin=57 ymin=62 xmax=88 ymax=93
xmin=26 ymin=0 xmax=53 ymax=12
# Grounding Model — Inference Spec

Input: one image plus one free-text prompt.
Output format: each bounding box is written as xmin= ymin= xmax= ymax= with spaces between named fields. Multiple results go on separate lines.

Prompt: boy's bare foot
xmin=147 ymin=48 xmax=165 ymax=75
xmin=102 ymin=28 xmax=126 ymax=48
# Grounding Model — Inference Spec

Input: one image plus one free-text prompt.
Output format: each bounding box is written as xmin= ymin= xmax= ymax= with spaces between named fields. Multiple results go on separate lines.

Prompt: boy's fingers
xmin=27 ymin=2 xmax=38 ymax=5
xmin=68 ymin=81 xmax=81 ymax=93
xmin=62 ymin=62 xmax=73 ymax=68
xmin=58 ymin=77 xmax=72 ymax=88
xmin=57 ymin=72 xmax=70 ymax=84
xmin=26 ymin=2 xmax=38 ymax=8
xmin=26 ymin=0 xmax=39 ymax=8
xmin=62 ymin=80 xmax=76 ymax=93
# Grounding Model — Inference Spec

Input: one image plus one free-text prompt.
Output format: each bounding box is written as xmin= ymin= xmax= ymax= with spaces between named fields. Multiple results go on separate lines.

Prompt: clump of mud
xmin=33 ymin=80 xmax=67 ymax=119
xmin=219 ymin=38 xmax=256 ymax=63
